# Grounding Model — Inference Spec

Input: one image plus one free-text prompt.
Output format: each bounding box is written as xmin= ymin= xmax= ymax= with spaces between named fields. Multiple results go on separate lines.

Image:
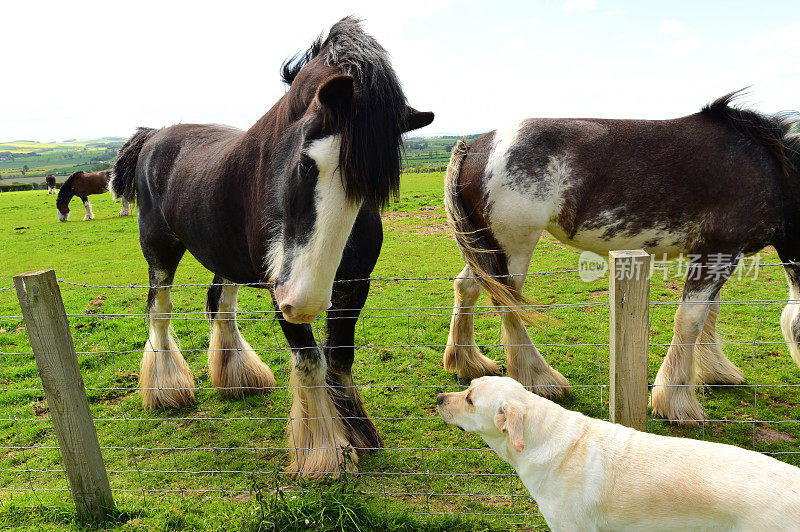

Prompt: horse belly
xmin=548 ymin=222 xmax=687 ymax=258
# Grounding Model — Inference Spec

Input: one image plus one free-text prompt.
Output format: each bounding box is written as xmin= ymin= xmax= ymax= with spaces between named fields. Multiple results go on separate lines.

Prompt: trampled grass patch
xmin=0 ymin=174 xmax=798 ymax=530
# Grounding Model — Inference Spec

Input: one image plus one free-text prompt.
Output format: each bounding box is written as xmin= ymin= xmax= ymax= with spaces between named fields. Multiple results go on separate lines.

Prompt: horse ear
xmin=317 ymin=75 xmax=354 ymax=111
xmin=494 ymin=401 xmax=525 ymax=452
xmin=403 ymin=107 xmax=434 ymax=133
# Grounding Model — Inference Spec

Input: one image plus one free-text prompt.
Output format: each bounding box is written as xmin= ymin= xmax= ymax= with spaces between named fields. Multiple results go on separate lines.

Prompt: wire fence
xmin=0 ymin=262 xmax=798 ymax=529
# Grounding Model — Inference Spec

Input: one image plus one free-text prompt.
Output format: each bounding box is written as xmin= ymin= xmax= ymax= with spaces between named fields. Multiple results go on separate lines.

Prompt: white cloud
xmin=750 ymin=23 xmax=800 ymax=53
xmin=561 ymin=0 xmax=596 ymax=14
xmin=659 ymin=19 xmax=690 ymax=35
xmin=656 ymin=19 xmax=700 ymax=57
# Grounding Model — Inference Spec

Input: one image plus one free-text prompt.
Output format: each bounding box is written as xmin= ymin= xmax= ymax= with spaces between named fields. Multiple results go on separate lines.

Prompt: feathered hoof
xmin=286 ymin=372 xmax=357 ymax=478
xmin=286 ymin=445 xmax=358 ymax=479
xmin=696 ymin=360 xmax=745 ymax=386
xmin=208 ymin=332 xmax=275 ymax=398
xmin=139 ymin=340 xmax=195 ymax=410
xmin=510 ymin=364 xmax=571 ymax=399
xmin=443 ymin=343 xmax=502 ymax=380
xmin=650 ymin=384 xmax=705 ymax=426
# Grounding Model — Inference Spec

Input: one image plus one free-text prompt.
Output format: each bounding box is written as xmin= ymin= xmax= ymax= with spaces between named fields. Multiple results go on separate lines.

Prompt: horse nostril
xmin=280 ymin=304 xmax=294 ymax=317
xmin=437 ymin=394 xmax=445 ymax=406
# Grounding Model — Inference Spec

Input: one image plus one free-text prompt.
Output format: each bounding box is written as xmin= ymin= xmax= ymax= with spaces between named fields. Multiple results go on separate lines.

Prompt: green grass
xmin=0 ymin=175 xmax=798 ymax=530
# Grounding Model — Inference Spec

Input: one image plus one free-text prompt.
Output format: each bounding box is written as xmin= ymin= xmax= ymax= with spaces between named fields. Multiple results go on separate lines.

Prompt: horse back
xmin=136 ymin=124 xmax=264 ymax=282
xmin=466 ymin=113 xmax=786 ymax=256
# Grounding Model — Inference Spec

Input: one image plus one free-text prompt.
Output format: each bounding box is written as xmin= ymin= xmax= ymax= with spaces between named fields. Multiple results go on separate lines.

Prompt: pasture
xmin=0 ymin=139 xmax=124 ymax=181
xmin=0 ymin=175 xmax=798 ymax=530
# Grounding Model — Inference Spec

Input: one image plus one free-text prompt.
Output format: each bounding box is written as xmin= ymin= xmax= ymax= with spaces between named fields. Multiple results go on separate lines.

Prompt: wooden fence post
xmin=608 ymin=250 xmax=650 ymax=432
xmin=13 ymin=270 xmax=114 ymax=520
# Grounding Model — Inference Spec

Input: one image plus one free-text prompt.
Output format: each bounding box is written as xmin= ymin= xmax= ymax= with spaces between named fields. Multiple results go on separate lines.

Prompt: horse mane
xmin=56 ymin=171 xmax=81 ymax=210
xmin=280 ymin=16 xmax=408 ymax=207
xmin=701 ymin=89 xmax=800 ymax=181
xmin=280 ymin=37 xmax=323 ymax=85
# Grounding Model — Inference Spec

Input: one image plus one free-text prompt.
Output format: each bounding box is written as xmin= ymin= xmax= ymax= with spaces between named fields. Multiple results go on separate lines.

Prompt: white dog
xmin=438 ymin=376 xmax=800 ymax=531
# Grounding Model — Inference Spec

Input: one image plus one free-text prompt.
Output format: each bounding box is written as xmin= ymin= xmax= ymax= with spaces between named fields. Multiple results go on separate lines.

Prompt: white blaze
xmin=271 ymin=135 xmax=363 ymax=323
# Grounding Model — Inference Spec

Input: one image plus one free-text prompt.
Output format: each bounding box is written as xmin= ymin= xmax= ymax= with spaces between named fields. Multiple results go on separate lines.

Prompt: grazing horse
xmin=111 ymin=17 xmax=433 ymax=477
xmin=45 ymin=175 xmax=56 ymax=194
xmin=444 ymin=91 xmax=800 ymax=424
xmin=56 ymin=169 xmax=130 ymax=221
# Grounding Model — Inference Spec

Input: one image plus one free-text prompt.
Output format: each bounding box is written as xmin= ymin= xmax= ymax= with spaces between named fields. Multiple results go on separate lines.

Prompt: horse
xmin=56 ymin=169 xmax=131 ymax=221
xmin=111 ymin=17 xmax=433 ymax=478
xmin=443 ymin=90 xmax=800 ymax=425
xmin=45 ymin=175 xmax=56 ymax=194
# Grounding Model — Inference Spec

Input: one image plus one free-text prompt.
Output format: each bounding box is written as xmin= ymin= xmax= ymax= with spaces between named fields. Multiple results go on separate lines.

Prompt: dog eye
xmin=466 ymin=393 xmax=473 ymax=405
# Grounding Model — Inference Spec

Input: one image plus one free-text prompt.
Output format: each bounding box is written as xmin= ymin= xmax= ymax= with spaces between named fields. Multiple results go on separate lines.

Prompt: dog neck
xmin=481 ymin=395 xmax=590 ymax=500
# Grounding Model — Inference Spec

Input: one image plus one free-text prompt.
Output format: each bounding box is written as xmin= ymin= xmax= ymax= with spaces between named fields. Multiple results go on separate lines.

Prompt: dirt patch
xmin=755 ymin=426 xmax=796 ymax=443
xmin=86 ymin=294 xmax=106 ymax=314
xmin=32 ymin=402 xmax=49 ymax=418
xmin=381 ymin=205 xmax=443 ymax=221
xmin=381 ymin=206 xmax=451 ymax=236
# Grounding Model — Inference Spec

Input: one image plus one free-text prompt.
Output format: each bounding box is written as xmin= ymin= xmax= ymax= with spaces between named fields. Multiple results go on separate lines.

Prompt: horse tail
xmin=111 ymin=127 xmax=157 ymax=202
xmin=444 ymin=139 xmax=546 ymax=327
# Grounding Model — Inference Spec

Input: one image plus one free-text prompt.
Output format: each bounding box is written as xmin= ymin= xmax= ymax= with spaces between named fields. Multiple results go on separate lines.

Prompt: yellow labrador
xmin=437 ymin=376 xmax=800 ymax=531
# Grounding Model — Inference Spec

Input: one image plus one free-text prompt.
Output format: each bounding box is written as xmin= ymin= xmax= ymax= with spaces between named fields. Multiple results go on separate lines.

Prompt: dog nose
xmin=437 ymin=393 xmax=445 ymax=406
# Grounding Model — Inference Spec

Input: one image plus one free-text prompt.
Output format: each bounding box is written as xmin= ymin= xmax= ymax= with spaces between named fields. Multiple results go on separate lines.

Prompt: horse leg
xmin=140 ymin=263 xmax=195 ymax=410
xmin=119 ymin=198 xmax=131 ymax=216
xmin=503 ymin=246 xmax=570 ymax=398
xmin=443 ymin=265 xmax=502 ymax=379
xmin=651 ymin=254 xmax=737 ymax=424
xmin=276 ymin=303 xmax=353 ymax=478
xmin=777 ymin=247 xmax=800 ymax=367
xmin=206 ymin=276 xmax=275 ymax=397
xmin=81 ymin=196 xmax=94 ymax=221
xmin=324 ymin=278 xmax=382 ymax=455
xmin=694 ymin=292 xmax=744 ymax=385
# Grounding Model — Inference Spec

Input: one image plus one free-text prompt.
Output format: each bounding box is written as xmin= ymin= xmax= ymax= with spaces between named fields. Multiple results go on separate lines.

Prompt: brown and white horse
xmin=56 ymin=169 xmax=130 ymax=221
xmin=45 ymin=174 xmax=56 ymax=194
xmin=111 ymin=17 xmax=433 ymax=477
xmin=444 ymin=91 xmax=800 ymax=424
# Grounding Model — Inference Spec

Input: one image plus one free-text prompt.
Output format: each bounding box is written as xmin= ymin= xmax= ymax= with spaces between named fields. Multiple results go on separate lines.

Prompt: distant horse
xmin=45 ymin=175 xmax=56 ymax=194
xmin=444 ymin=91 xmax=800 ymax=424
xmin=56 ymin=169 xmax=130 ymax=221
xmin=111 ymin=17 xmax=433 ymax=477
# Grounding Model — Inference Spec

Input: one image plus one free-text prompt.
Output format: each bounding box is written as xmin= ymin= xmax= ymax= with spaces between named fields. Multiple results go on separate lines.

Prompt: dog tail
xmin=444 ymin=139 xmax=548 ymax=327
xmin=111 ymin=127 xmax=157 ymax=203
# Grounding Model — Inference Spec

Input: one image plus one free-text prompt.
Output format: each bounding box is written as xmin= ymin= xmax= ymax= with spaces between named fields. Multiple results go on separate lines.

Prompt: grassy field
xmin=401 ymin=135 xmax=483 ymax=172
xmin=0 ymin=139 xmax=123 ymax=182
xmin=0 ymin=176 xmax=798 ymax=530
xmin=0 ymin=135 xmax=472 ymax=183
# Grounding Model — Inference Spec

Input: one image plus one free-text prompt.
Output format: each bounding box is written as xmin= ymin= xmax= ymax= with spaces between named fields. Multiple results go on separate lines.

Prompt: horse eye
xmin=466 ymin=393 xmax=473 ymax=405
xmin=298 ymin=158 xmax=318 ymax=180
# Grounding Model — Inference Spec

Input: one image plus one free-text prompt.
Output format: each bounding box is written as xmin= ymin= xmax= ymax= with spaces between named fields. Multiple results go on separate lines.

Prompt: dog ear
xmin=494 ymin=401 xmax=525 ymax=452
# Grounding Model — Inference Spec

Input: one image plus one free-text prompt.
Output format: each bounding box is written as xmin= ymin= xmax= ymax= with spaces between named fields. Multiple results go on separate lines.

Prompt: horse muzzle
xmin=274 ymin=283 xmax=331 ymax=324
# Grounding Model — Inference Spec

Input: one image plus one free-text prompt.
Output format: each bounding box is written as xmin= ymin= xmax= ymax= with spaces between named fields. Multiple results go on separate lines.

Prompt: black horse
xmin=112 ymin=17 xmax=433 ymax=477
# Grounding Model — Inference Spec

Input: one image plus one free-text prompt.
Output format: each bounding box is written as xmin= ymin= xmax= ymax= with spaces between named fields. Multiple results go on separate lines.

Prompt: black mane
xmin=56 ymin=171 xmax=81 ymax=210
xmin=702 ymin=89 xmax=800 ymax=181
xmin=280 ymin=37 xmax=323 ymax=85
xmin=281 ymin=16 xmax=408 ymax=207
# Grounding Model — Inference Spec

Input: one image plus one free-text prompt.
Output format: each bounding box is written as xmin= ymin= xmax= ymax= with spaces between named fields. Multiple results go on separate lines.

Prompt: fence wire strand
xmin=0 ymin=266 xmax=798 ymax=530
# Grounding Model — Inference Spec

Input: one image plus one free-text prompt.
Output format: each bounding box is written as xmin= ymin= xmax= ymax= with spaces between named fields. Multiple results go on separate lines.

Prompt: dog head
xmin=437 ymin=376 xmax=528 ymax=453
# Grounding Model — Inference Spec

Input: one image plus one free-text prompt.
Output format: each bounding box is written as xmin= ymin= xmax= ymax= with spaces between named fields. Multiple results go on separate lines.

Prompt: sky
xmin=2 ymin=0 xmax=799 ymax=142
